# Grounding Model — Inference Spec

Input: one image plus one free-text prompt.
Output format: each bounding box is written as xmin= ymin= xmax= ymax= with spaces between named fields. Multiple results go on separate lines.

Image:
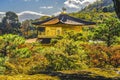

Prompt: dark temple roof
xmin=32 ymin=14 xmax=96 ymax=26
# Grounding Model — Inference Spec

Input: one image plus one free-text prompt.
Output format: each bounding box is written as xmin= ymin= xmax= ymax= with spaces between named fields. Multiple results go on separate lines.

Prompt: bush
xmin=93 ymin=17 xmax=120 ymax=47
xmin=45 ymin=37 xmax=89 ymax=71
xmin=81 ymin=44 xmax=120 ymax=68
xmin=0 ymin=34 xmax=26 ymax=74
xmin=0 ymin=57 xmax=6 ymax=74
xmin=0 ymin=34 xmax=25 ymax=56
xmin=45 ymin=47 xmax=84 ymax=71
xmin=4 ymin=54 xmax=48 ymax=75
xmin=0 ymin=34 xmax=48 ymax=75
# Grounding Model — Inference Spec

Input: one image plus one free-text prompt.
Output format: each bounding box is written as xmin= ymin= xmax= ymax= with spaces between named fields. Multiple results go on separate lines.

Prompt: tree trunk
xmin=107 ymin=35 xmax=111 ymax=47
xmin=113 ymin=0 xmax=120 ymax=19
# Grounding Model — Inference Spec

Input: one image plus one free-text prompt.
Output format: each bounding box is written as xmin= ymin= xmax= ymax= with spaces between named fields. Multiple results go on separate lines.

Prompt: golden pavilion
xmin=32 ymin=13 xmax=96 ymax=43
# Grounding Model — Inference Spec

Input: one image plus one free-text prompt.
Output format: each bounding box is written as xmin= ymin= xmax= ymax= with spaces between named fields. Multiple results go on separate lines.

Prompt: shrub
xmin=0 ymin=34 xmax=47 ymax=75
xmin=45 ymin=47 xmax=82 ymax=71
xmin=0 ymin=57 xmax=6 ymax=74
xmin=4 ymin=54 xmax=48 ymax=75
xmin=0 ymin=34 xmax=25 ymax=56
xmin=81 ymin=44 xmax=120 ymax=68
xmin=93 ymin=17 xmax=120 ymax=47
xmin=110 ymin=45 xmax=120 ymax=68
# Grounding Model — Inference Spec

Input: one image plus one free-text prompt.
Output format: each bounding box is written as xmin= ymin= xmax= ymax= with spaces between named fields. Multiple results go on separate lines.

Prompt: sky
xmin=0 ymin=0 xmax=96 ymax=15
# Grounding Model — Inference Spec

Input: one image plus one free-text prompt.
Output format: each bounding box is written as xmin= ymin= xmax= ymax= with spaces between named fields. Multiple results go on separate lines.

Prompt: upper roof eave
xmin=32 ymin=14 xmax=96 ymax=25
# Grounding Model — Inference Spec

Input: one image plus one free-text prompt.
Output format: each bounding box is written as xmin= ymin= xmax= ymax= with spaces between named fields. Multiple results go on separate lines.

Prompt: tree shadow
xmin=39 ymin=71 xmax=120 ymax=80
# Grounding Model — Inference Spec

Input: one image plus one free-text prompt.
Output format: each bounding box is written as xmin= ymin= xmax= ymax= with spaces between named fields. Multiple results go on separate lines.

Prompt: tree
xmin=21 ymin=20 xmax=30 ymax=37
xmin=61 ymin=7 xmax=67 ymax=14
xmin=21 ymin=20 xmax=37 ymax=38
xmin=94 ymin=17 xmax=120 ymax=47
xmin=62 ymin=7 xmax=67 ymax=12
xmin=2 ymin=11 xmax=21 ymax=34
xmin=112 ymin=0 xmax=120 ymax=19
xmin=39 ymin=16 xmax=50 ymax=20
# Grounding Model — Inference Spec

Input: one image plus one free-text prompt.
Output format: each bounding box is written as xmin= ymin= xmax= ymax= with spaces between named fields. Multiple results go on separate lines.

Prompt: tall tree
xmin=2 ymin=11 xmax=21 ymax=34
xmin=113 ymin=0 xmax=120 ymax=19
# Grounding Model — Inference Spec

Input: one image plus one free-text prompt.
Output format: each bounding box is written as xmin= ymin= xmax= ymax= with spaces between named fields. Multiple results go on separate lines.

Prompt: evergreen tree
xmin=2 ymin=11 xmax=21 ymax=34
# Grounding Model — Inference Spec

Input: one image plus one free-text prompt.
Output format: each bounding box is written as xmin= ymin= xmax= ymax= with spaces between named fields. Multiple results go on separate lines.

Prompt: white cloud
xmin=0 ymin=11 xmax=46 ymax=16
xmin=64 ymin=0 xmax=96 ymax=9
xmin=40 ymin=6 xmax=53 ymax=9
xmin=0 ymin=12 xmax=5 ymax=14
xmin=64 ymin=0 xmax=84 ymax=9
xmin=17 ymin=11 xmax=50 ymax=22
xmin=0 ymin=12 xmax=5 ymax=22
xmin=87 ymin=0 xmax=97 ymax=3
xmin=17 ymin=11 xmax=46 ymax=16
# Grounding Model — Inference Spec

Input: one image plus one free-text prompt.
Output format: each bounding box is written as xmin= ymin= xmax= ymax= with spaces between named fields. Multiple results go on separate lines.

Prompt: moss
xmin=59 ymin=68 xmax=120 ymax=79
xmin=0 ymin=74 xmax=59 ymax=80
xmin=0 ymin=68 xmax=120 ymax=80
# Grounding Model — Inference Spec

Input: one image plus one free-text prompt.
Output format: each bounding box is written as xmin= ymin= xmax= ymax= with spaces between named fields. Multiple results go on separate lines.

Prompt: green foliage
xmin=45 ymin=47 xmax=88 ymax=71
xmin=82 ymin=0 xmax=113 ymax=12
xmin=39 ymin=16 xmax=50 ymax=20
xmin=102 ymin=5 xmax=114 ymax=12
xmin=51 ymin=31 xmax=91 ymax=45
xmin=93 ymin=17 xmax=120 ymax=47
xmin=50 ymin=30 xmax=120 ymax=70
xmin=0 ymin=2 xmax=119 ymax=77
xmin=55 ymin=39 xmax=80 ymax=55
xmin=0 ymin=34 xmax=26 ymax=74
xmin=0 ymin=34 xmax=25 ymax=56
xmin=45 ymin=31 xmax=91 ymax=71
xmin=0 ymin=32 xmax=118 ymax=75
xmin=114 ymin=37 xmax=120 ymax=45
xmin=12 ymin=48 xmax=32 ymax=58
xmin=0 ymin=57 xmax=6 ymax=74
xmin=69 ymin=11 xmax=116 ymax=23
xmin=1 ymin=11 xmax=21 ymax=34
xmin=0 ymin=34 xmax=49 ymax=74
xmin=21 ymin=20 xmax=37 ymax=38
xmin=4 ymin=54 xmax=48 ymax=74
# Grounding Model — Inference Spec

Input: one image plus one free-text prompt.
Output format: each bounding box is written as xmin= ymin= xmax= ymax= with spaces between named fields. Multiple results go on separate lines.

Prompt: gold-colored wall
xmin=62 ymin=26 xmax=82 ymax=33
xmin=37 ymin=24 xmax=83 ymax=38
xmin=45 ymin=27 xmax=62 ymax=36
